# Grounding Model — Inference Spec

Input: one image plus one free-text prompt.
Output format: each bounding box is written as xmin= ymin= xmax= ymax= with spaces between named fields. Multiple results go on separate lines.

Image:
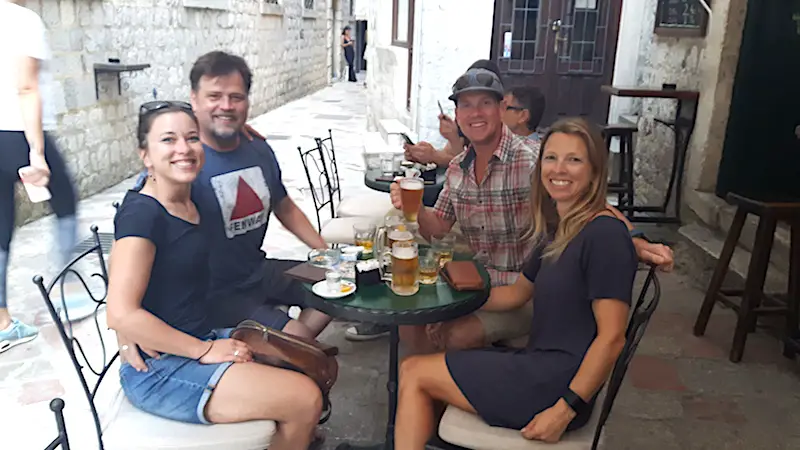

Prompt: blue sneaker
xmin=0 ymin=319 xmax=39 ymax=353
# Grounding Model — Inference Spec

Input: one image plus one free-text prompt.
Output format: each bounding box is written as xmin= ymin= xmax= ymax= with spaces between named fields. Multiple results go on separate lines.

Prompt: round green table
xmin=302 ymin=257 xmax=490 ymax=450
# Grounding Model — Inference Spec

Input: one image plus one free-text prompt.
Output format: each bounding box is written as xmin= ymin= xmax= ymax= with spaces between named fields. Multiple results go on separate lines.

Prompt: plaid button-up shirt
xmin=434 ymin=125 xmax=540 ymax=286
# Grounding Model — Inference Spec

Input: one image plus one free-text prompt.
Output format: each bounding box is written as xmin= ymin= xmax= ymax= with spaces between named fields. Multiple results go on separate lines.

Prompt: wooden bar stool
xmin=693 ymin=193 xmax=800 ymax=363
xmin=602 ymin=123 xmax=637 ymax=214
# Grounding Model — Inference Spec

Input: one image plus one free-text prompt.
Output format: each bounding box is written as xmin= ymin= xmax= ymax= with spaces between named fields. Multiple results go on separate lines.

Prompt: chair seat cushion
xmin=337 ymin=192 xmax=394 ymax=220
xmin=101 ymin=388 xmax=276 ymax=450
xmin=438 ymin=388 xmax=606 ymax=450
xmin=321 ymin=216 xmax=379 ymax=244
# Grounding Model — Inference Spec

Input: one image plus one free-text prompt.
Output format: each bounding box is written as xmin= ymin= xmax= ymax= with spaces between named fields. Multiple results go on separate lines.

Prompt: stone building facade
xmin=16 ymin=0 xmax=352 ymax=224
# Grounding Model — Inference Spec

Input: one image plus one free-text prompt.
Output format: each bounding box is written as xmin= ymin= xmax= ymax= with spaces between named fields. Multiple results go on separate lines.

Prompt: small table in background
xmin=601 ymin=85 xmax=700 ymax=224
xmin=364 ymin=167 xmax=447 ymax=208
xmin=303 ymin=254 xmax=490 ymax=450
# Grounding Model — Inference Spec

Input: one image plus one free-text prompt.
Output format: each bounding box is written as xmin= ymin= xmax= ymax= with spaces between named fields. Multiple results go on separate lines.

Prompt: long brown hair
xmin=524 ymin=117 xmax=609 ymax=260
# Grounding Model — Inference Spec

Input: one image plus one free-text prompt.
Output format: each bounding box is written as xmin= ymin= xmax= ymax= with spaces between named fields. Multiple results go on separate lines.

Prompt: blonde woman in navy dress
xmin=394 ymin=117 xmax=638 ymax=447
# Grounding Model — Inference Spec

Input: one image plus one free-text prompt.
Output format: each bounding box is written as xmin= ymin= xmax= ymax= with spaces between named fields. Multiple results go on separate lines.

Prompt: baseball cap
xmin=448 ymin=68 xmax=505 ymax=102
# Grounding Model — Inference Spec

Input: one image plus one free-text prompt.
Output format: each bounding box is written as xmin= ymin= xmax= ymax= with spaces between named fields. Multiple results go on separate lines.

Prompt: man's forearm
xmin=275 ymin=198 xmax=327 ymax=249
xmin=417 ymin=207 xmax=452 ymax=241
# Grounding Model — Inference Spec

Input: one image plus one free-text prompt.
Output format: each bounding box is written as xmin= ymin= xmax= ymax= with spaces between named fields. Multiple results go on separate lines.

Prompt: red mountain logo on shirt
xmin=210 ymin=167 xmax=272 ymax=239
xmin=230 ymin=177 xmax=264 ymax=220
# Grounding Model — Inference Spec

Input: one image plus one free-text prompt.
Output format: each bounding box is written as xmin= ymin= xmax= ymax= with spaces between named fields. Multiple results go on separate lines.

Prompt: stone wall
xmin=609 ymin=0 xmax=747 ymax=208
xmin=365 ymin=0 xmax=494 ymax=146
xmin=16 ymin=0 xmax=351 ymax=225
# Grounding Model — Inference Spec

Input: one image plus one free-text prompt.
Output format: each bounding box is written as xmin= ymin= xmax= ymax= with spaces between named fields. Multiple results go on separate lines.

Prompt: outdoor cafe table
xmin=302 ymin=256 xmax=490 ymax=450
xmin=364 ymin=166 xmax=447 ymax=208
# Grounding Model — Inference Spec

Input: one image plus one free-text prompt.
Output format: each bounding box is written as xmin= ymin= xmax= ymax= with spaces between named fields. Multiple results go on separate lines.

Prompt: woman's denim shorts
xmin=119 ymin=328 xmax=234 ymax=424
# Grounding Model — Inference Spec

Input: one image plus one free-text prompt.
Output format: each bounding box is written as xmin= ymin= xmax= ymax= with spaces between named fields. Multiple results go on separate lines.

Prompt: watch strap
xmin=561 ymin=388 xmax=588 ymax=415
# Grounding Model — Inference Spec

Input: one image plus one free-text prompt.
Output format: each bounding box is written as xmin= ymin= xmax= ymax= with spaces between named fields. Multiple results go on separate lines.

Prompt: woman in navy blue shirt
xmin=106 ymin=102 xmax=322 ymax=449
xmin=394 ymin=117 xmax=638 ymax=448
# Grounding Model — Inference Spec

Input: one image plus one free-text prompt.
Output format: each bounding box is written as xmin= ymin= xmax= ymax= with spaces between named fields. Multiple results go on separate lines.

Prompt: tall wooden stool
xmin=602 ymin=123 xmax=637 ymax=214
xmin=693 ymin=193 xmax=800 ymax=363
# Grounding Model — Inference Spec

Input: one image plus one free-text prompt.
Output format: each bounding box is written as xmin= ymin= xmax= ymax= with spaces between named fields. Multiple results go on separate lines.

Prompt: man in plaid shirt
xmin=390 ymin=68 xmax=672 ymax=353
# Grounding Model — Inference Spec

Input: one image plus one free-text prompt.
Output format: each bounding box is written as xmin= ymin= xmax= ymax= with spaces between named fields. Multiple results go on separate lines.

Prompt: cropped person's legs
xmin=43 ymin=133 xmax=96 ymax=322
xmin=400 ymin=302 xmax=533 ymax=355
xmin=205 ymin=362 xmax=323 ymax=450
xmin=0 ymin=131 xmax=39 ymax=351
xmin=395 ymin=353 xmax=475 ymax=450
xmin=262 ymin=259 xmax=332 ymax=337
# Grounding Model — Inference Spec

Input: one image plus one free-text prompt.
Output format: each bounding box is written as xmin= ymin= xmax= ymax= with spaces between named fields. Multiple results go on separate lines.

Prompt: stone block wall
xmin=15 ymin=0 xmax=351 ymax=225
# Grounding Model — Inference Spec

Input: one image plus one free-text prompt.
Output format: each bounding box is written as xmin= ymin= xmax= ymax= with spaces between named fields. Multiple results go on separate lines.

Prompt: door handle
xmin=551 ymin=19 xmax=567 ymax=54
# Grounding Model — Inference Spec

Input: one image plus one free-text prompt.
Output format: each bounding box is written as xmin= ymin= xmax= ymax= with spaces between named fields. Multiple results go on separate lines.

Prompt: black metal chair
xmin=436 ymin=265 xmax=662 ymax=450
xmin=36 ymin=226 xmax=276 ymax=449
xmin=35 ymin=225 xmax=112 ymax=449
xmin=316 ymin=129 xmax=393 ymax=220
xmin=44 ymin=398 xmax=70 ymax=450
xmin=297 ymin=141 xmax=371 ymax=245
xmin=298 ymin=141 xmax=337 ymax=232
xmin=316 ymin=129 xmax=341 ymax=204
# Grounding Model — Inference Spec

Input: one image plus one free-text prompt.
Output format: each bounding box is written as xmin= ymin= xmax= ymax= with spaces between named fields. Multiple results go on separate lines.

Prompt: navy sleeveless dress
xmin=445 ymin=216 xmax=637 ymax=431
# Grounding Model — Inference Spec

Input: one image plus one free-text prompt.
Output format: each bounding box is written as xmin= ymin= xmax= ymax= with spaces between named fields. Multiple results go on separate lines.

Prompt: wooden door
xmin=715 ymin=0 xmax=800 ymax=201
xmin=491 ymin=0 xmax=623 ymax=127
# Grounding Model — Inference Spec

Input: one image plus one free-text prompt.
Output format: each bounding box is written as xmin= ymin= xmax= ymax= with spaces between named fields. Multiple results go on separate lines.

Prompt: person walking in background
xmin=342 ymin=26 xmax=358 ymax=83
xmin=0 ymin=0 xmax=94 ymax=353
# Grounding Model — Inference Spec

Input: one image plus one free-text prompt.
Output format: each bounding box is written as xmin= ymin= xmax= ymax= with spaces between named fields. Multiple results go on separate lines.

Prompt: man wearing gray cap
xmin=391 ymin=67 xmax=540 ymax=352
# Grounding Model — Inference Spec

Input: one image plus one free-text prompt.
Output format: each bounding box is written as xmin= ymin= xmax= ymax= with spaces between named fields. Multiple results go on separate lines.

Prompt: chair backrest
xmin=590 ymin=264 xmax=661 ymax=450
xmin=297 ymin=142 xmax=336 ymax=232
xmin=34 ymin=225 xmax=116 ymax=450
xmin=44 ymin=398 xmax=69 ymax=450
xmin=316 ymin=129 xmax=341 ymax=203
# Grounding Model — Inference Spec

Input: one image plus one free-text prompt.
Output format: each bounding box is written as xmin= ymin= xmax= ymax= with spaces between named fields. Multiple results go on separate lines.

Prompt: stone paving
xmin=2 ymin=78 xmax=800 ymax=449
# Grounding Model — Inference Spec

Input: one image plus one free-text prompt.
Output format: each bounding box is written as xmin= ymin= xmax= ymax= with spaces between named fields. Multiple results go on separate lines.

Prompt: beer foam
xmin=388 ymin=230 xmax=413 ymax=241
xmin=400 ymin=178 xmax=424 ymax=190
xmin=392 ymin=246 xmax=418 ymax=260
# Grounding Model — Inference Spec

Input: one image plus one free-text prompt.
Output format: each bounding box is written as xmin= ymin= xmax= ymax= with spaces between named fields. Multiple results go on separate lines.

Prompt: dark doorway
xmin=355 ymin=20 xmax=367 ymax=71
xmin=715 ymin=0 xmax=800 ymax=201
xmin=490 ymin=0 xmax=623 ymax=127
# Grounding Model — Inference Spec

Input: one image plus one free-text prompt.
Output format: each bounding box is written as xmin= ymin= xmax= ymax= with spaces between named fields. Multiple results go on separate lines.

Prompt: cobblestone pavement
xmin=1 ymin=78 xmax=799 ymax=449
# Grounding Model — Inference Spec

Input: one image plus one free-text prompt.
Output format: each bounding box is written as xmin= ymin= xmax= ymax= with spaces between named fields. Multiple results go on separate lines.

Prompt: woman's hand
xmin=198 ymin=339 xmax=254 ymax=364
xmin=117 ymin=333 xmax=161 ymax=372
xmin=521 ymin=399 xmax=576 ymax=443
xmin=20 ymin=152 xmax=51 ymax=187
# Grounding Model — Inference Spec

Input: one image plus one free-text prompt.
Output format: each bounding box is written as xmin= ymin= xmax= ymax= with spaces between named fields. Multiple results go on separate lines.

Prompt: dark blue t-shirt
xmin=191 ymin=135 xmax=288 ymax=296
xmin=522 ymin=216 xmax=637 ymax=358
xmin=113 ymin=191 xmax=210 ymax=338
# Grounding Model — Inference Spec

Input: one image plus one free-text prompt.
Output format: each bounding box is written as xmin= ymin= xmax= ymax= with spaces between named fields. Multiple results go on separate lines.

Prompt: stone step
xmin=677 ymin=221 xmax=788 ymax=294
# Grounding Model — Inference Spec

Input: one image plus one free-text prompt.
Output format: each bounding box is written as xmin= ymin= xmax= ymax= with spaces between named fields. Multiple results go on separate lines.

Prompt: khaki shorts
xmin=474 ymin=300 xmax=534 ymax=344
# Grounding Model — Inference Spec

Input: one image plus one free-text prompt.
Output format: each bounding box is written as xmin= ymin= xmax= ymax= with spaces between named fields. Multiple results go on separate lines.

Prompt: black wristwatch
xmin=561 ymin=388 xmax=588 ymax=415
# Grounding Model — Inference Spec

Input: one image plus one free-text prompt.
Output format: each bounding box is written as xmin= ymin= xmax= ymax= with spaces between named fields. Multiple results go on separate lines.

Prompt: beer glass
xmin=432 ymin=233 xmax=455 ymax=268
xmin=400 ymin=177 xmax=424 ymax=222
xmin=390 ymin=241 xmax=419 ymax=296
xmin=353 ymin=223 xmax=375 ymax=256
xmin=418 ymin=247 xmax=439 ymax=285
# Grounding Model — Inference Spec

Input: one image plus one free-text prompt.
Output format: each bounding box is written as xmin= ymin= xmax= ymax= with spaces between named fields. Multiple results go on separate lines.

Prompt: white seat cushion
xmin=337 ymin=192 xmax=394 ymax=220
xmin=101 ymin=390 xmax=276 ymax=449
xmin=439 ymin=388 xmax=606 ymax=450
xmin=321 ymin=216 xmax=379 ymax=244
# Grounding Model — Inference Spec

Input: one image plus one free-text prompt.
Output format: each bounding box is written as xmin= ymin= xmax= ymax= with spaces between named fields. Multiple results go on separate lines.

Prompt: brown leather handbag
xmin=230 ymin=320 xmax=339 ymax=422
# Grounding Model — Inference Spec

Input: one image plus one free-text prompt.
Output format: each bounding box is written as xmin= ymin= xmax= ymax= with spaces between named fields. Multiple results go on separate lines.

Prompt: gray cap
xmin=448 ymin=68 xmax=504 ymax=102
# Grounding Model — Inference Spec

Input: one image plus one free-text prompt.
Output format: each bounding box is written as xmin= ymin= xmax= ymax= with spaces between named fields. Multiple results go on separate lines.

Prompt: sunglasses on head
xmin=139 ymin=100 xmax=193 ymax=117
xmin=453 ymin=72 xmax=497 ymax=91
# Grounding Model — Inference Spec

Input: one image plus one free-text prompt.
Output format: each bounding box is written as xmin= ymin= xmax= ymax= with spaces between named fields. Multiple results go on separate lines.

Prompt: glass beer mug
xmin=380 ymin=240 xmax=419 ymax=296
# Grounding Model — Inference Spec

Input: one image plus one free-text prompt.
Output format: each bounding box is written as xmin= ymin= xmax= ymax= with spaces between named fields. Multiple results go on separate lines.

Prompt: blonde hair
xmin=524 ymin=117 xmax=609 ymax=260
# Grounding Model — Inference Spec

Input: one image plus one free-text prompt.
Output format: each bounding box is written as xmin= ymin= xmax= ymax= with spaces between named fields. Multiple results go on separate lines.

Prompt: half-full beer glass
xmin=391 ymin=241 xmax=419 ymax=296
xmin=400 ymin=177 xmax=424 ymax=222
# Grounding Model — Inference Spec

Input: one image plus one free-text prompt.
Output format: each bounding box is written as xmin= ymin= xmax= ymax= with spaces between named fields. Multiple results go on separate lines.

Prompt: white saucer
xmin=311 ymin=280 xmax=357 ymax=299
